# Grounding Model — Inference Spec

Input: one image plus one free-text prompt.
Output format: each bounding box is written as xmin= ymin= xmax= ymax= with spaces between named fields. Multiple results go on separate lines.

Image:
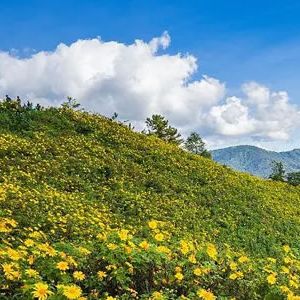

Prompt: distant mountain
xmin=211 ymin=145 xmax=300 ymax=177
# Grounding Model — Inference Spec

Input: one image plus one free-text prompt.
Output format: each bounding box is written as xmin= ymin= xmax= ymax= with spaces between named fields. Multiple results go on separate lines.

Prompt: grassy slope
xmin=1 ymin=107 xmax=300 ymax=257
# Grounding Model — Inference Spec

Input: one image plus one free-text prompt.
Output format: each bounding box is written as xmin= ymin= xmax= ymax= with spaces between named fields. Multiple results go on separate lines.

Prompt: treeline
xmin=269 ymin=161 xmax=300 ymax=186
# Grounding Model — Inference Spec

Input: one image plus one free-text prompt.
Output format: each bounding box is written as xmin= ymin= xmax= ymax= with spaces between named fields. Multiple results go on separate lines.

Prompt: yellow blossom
xmin=26 ymin=268 xmax=39 ymax=278
xmin=188 ymin=254 xmax=197 ymax=264
xmin=118 ymin=229 xmax=129 ymax=241
xmin=267 ymin=273 xmax=277 ymax=285
xmin=156 ymin=245 xmax=171 ymax=254
xmin=73 ymin=271 xmax=85 ymax=281
xmin=56 ymin=261 xmax=69 ymax=271
xmin=107 ymin=243 xmax=118 ymax=250
xmin=197 ymin=289 xmax=216 ymax=300
xmin=180 ymin=241 xmax=190 ymax=255
xmin=152 ymin=291 xmax=164 ymax=299
xmin=24 ymin=239 xmax=35 ymax=247
xmin=154 ymin=233 xmax=164 ymax=242
xmin=229 ymin=262 xmax=237 ymax=271
xmin=32 ymin=282 xmax=52 ymax=300
xmin=148 ymin=220 xmax=158 ymax=229
xmin=280 ymin=285 xmax=290 ymax=293
xmin=63 ymin=285 xmax=82 ymax=299
xmin=175 ymin=272 xmax=184 ymax=281
xmin=7 ymin=248 xmax=21 ymax=261
xmin=97 ymin=270 xmax=107 ymax=280
xmin=238 ymin=256 xmax=249 ymax=263
xmin=194 ymin=268 xmax=202 ymax=276
xmin=139 ymin=240 xmax=150 ymax=250
xmin=206 ymin=243 xmax=217 ymax=260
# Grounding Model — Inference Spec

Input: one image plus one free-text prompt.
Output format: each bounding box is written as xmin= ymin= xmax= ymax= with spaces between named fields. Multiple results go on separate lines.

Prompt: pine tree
xmin=145 ymin=114 xmax=182 ymax=145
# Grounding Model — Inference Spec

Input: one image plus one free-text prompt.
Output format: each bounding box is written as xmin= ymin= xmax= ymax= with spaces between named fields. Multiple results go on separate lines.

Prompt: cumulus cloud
xmin=207 ymin=82 xmax=300 ymax=142
xmin=0 ymin=32 xmax=299 ymax=148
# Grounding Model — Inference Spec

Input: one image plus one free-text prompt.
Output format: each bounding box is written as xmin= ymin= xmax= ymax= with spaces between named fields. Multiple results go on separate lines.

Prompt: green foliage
xmin=0 ymin=99 xmax=300 ymax=298
xmin=269 ymin=161 xmax=286 ymax=182
xmin=287 ymin=172 xmax=300 ymax=186
xmin=184 ymin=132 xmax=211 ymax=158
xmin=145 ymin=114 xmax=183 ymax=145
xmin=61 ymin=97 xmax=81 ymax=110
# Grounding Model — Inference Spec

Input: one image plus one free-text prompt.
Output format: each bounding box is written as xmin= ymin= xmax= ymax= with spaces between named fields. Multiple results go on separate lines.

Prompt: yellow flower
xmin=280 ymin=285 xmax=290 ymax=293
xmin=180 ymin=241 xmax=190 ymax=255
xmin=202 ymin=267 xmax=211 ymax=275
xmin=156 ymin=245 xmax=171 ymax=254
xmin=152 ymin=291 xmax=164 ymax=299
xmin=206 ymin=243 xmax=217 ymax=260
xmin=97 ymin=270 xmax=107 ymax=280
xmin=197 ymin=289 xmax=216 ymax=300
xmin=2 ymin=263 xmax=14 ymax=274
xmin=26 ymin=268 xmax=39 ymax=278
xmin=107 ymin=243 xmax=118 ymax=250
xmin=78 ymin=247 xmax=91 ymax=255
xmin=229 ymin=262 xmax=237 ymax=270
xmin=24 ymin=239 xmax=35 ymax=247
xmin=118 ymin=229 xmax=129 ymax=241
xmin=175 ymin=272 xmax=184 ymax=281
xmin=267 ymin=273 xmax=277 ymax=285
xmin=238 ymin=256 xmax=249 ymax=263
xmin=73 ymin=271 xmax=85 ymax=281
xmin=283 ymin=245 xmax=291 ymax=253
xmin=287 ymin=293 xmax=300 ymax=300
xmin=7 ymin=248 xmax=21 ymax=261
xmin=139 ymin=240 xmax=150 ymax=250
xmin=281 ymin=266 xmax=290 ymax=274
xmin=188 ymin=254 xmax=197 ymax=264
xmin=148 ymin=220 xmax=158 ymax=229
xmin=63 ymin=285 xmax=82 ymax=299
xmin=289 ymin=280 xmax=299 ymax=289
xmin=2 ymin=263 xmax=20 ymax=280
xmin=229 ymin=273 xmax=238 ymax=280
xmin=284 ymin=257 xmax=292 ymax=264
xmin=106 ymin=297 xmax=117 ymax=300
xmin=56 ymin=261 xmax=69 ymax=271
xmin=32 ymin=282 xmax=52 ymax=300
xmin=194 ymin=268 xmax=202 ymax=276
xmin=28 ymin=255 xmax=35 ymax=265
xmin=175 ymin=266 xmax=182 ymax=272
xmin=154 ymin=233 xmax=164 ymax=242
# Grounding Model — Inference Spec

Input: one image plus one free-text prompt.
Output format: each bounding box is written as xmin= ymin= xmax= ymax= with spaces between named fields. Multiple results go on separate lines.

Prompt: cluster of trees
xmin=269 ymin=161 xmax=300 ymax=186
xmin=145 ymin=114 xmax=211 ymax=158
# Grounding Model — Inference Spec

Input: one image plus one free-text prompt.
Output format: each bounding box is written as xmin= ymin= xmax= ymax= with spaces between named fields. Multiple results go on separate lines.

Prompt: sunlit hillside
xmin=1 ymin=99 xmax=300 ymax=299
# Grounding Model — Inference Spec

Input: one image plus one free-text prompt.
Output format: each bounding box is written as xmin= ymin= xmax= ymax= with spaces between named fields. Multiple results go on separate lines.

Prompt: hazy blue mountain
xmin=211 ymin=145 xmax=300 ymax=177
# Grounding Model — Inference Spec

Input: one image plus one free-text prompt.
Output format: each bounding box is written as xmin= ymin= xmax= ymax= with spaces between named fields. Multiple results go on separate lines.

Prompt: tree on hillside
xmin=145 ymin=114 xmax=183 ymax=145
xmin=286 ymin=172 xmax=300 ymax=186
xmin=269 ymin=161 xmax=285 ymax=182
xmin=184 ymin=132 xmax=211 ymax=158
xmin=61 ymin=97 xmax=80 ymax=109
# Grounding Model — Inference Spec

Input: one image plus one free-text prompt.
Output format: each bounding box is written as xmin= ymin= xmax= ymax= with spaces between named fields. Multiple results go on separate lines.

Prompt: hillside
xmin=212 ymin=145 xmax=300 ymax=177
xmin=1 ymin=101 xmax=300 ymax=299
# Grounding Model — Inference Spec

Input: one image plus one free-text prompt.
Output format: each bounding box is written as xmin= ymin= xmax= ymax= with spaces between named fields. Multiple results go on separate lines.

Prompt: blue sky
xmin=1 ymin=0 xmax=300 ymax=97
xmin=0 ymin=0 xmax=300 ymax=149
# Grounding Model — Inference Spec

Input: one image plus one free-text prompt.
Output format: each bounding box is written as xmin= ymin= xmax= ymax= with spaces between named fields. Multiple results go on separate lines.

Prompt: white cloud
xmin=0 ymin=33 xmax=299 ymax=149
xmin=206 ymin=82 xmax=300 ymax=144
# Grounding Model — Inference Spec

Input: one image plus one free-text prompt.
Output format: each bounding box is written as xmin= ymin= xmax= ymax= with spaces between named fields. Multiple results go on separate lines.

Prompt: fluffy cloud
xmin=207 ymin=82 xmax=300 ymax=142
xmin=0 ymin=32 xmax=299 ymax=148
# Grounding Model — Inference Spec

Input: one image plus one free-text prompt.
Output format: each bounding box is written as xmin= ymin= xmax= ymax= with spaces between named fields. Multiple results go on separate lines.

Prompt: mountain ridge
xmin=212 ymin=145 xmax=300 ymax=177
